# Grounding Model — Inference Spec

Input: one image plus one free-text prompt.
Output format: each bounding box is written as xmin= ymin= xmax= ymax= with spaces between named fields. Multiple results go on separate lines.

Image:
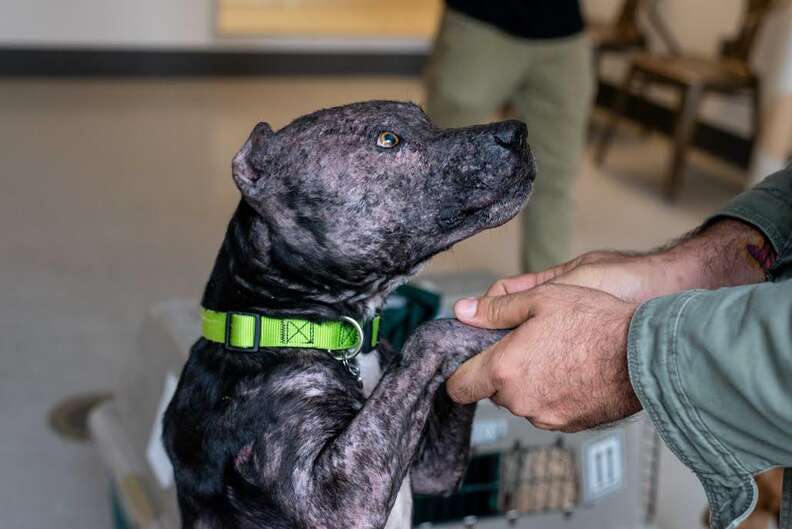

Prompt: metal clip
xmin=329 ymin=316 xmax=364 ymax=387
xmin=341 ymin=356 xmax=362 ymax=386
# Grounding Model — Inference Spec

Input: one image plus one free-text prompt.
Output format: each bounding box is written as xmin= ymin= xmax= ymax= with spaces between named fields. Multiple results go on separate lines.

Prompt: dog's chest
xmin=356 ymin=349 xmax=385 ymax=398
xmin=356 ymin=350 xmax=413 ymax=529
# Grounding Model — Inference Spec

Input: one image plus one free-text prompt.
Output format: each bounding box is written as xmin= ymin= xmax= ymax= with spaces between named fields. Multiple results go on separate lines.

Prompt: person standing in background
xmin=425 ymin=1 xmax=594 ymax=272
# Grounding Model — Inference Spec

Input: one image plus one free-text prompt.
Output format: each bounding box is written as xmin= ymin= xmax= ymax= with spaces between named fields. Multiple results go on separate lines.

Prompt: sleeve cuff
xmin=627 ymin=292 xmax=758 ymax=529
xmin=627 ymin=292 xmax=712 ymax=474
xmin=706 ymin=169 xmax=792 ymax=263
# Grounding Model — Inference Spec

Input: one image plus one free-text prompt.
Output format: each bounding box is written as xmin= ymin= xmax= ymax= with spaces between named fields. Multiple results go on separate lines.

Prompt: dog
xmin=163 ymin=100 xmax=535 ymax=529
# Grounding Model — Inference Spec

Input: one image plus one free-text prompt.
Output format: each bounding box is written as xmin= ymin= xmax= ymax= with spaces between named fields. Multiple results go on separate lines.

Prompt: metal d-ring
xmin=329 ymin=316 xmax=364 ymax=386
xmin=329 ymin=316 xmax=364 ymax=362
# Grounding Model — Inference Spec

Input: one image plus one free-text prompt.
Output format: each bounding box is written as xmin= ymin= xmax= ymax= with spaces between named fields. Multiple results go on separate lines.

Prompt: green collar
xmin=201 ymin=308 xmax=380 ymax=358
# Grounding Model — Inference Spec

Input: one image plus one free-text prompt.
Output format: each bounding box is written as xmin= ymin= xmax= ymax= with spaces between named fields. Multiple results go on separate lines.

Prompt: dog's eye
xmin=376 ymin=131 xmax=400 ymax=149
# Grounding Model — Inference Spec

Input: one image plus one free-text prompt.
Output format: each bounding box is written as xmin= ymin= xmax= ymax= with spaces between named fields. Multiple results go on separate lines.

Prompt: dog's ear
xmin=232 ymin=122 xmax=273 ymax=196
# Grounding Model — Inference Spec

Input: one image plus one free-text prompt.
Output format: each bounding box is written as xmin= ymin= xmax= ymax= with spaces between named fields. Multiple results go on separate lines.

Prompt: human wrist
xmin=659 ymin=219 xmax=774 ymax=290
xmin=642 ymin=249 xmax=703 ymax=295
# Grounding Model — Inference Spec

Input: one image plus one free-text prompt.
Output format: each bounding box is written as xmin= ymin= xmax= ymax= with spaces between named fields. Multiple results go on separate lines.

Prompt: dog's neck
xmin=201 ymin=200 xmax=404 ymax=322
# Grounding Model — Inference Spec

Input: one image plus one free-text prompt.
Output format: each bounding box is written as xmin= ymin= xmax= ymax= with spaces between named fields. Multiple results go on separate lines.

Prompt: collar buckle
xmin=224 ymin=311 xmax=262 ymax=353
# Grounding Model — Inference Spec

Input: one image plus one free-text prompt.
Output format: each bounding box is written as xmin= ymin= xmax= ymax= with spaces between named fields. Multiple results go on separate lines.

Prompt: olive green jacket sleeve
xmin=627 ymin=169 xmax=792 ymax=529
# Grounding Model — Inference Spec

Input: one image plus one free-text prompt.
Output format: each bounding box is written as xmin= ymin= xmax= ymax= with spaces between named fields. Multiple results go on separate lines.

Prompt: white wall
xmin=0 ymin=0 xmax=214 ymax=47
xmin=0 ymin=0 xmax=427 ymax=51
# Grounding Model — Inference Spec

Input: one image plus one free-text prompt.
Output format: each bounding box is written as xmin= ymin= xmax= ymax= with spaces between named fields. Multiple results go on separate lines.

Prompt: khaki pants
xmin=425 ymin=8 xmax=594 ymax=272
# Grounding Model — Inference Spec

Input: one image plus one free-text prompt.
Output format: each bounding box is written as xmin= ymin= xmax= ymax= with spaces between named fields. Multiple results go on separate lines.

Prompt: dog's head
xmin=230 ymin=101 xmax=535 ymax=317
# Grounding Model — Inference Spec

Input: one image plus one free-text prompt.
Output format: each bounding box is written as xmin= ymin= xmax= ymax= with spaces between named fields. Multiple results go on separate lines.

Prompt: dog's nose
xmin=493 ymin=120 xmax=528 ymax=153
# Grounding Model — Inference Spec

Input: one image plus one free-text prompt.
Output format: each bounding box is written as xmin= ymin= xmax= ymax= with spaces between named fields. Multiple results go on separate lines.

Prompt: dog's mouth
xmin=438 ymin=162 xmax=534 ymax=232
xmin=437 ymin=203 xmax=492 ymax=229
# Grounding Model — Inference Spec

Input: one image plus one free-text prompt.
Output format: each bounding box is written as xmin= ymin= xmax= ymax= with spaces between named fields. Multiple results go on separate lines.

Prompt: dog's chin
xmin=439 ymin=177 xmax=533 ymax=246
xmin=403 ymin=165 xmax=533 ymax=280
xmin=478 ymin=162 xmax=534 ymax=225
xmin=486 ymin=179 xmax=533 ymax=224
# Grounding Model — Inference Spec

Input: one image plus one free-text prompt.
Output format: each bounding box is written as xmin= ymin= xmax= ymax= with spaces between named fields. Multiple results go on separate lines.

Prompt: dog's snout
xmin=493 ymin=120 xmax=528 ymax=153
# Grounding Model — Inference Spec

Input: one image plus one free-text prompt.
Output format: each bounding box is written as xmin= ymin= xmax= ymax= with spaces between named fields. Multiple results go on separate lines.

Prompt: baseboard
xmin=0 ymin=46 xmax=752 ymax=168
xmin=0 ymin=47 xmax=426 ymax=77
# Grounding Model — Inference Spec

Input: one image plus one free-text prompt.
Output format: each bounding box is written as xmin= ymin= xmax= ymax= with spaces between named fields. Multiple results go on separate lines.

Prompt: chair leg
xmin=746 ymin=80 xmax=765 ymax=190
xmin=751 ymin=81 xmax=762 ymax=141
xmin=636 ymin=42 xmax=653 ymax=137
xmin=665 ymin=84 xmax=703 ymax=201
xmin=593 ymin=48 xmax=602 ymax=82
xmin=751 ymin=79 xmax=762 ymax=150
xmin=636 ymin=75 xmax=654 ymax=137
xmin=594 ymin=64 xmax=639 ymax=166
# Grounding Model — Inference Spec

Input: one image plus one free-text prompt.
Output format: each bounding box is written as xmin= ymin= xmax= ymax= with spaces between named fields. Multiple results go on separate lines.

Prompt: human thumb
xmin=454 ymin=291 xmax=536 ymax=329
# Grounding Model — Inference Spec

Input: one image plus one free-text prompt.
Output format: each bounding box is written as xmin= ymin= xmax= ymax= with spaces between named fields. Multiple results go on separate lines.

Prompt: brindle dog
xmin=163 ymin=101 xmax=535 ymax=529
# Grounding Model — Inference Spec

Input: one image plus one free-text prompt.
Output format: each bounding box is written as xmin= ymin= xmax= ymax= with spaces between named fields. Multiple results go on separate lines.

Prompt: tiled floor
xmin=0 ymin=77 xmax=744 ymax=529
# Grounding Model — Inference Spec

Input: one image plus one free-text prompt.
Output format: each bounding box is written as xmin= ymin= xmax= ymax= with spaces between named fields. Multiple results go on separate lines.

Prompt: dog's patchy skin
xmin=163 ymin=101 xmax=535 ymax=529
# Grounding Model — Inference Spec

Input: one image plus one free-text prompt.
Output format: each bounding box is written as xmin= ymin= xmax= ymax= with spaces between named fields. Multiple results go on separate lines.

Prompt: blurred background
xmin=2 ymin=1 xmax=791 ymax=528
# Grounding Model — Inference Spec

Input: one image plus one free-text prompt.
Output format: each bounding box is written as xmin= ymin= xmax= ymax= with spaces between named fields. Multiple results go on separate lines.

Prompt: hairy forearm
xmin=652 ymin=219 xmax=776 ymax=292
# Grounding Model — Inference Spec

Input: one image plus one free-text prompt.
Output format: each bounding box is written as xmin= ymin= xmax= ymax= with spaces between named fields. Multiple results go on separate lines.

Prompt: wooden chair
xmin=589 ymin=0 xmax=648 ymax=71
xmin=589 ymin=0 xmax=680 ymax=77
xmin=594 ymin=0 xmax=774 ymax=200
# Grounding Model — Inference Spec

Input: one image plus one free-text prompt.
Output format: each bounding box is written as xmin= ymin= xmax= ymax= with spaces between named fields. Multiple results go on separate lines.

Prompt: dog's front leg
xmin=310 ymin=319 xmax=504 ymax=529
xmin=367 ymin=329 xmax=480 ymax=496
xmin=410 ymin=388 xmax=477 ymax=495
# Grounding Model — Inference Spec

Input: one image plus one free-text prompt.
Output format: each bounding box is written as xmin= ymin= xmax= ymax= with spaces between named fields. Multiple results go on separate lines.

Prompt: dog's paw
xmin=405 ymin=319 xmax=507 ymax=374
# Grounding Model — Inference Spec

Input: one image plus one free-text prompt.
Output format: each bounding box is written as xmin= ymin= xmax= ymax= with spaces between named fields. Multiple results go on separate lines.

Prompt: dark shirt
xmin=445 ymin=0 xmax=584 ymax=40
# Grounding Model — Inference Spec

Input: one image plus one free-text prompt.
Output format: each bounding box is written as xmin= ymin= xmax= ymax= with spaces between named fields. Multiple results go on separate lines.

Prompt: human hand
xmin=484 ymin=250 xmax=669 ymax=304
xmin=484 ymin=219 xmax=774 ymax=304
xmin=447 ymin=283 xmax=642 ymax=432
